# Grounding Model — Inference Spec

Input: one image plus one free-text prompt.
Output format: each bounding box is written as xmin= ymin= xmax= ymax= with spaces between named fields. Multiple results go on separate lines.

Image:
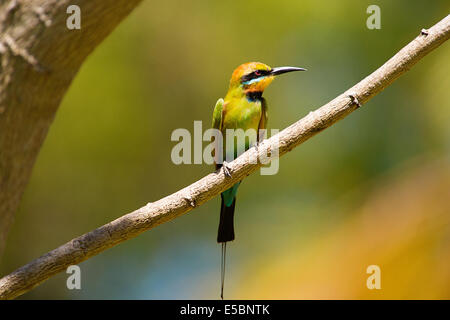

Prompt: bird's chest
xmin=221 ymin=99 xmax=262 ymax=158
xmin=221 ymin=99 xmax=262 ymax=132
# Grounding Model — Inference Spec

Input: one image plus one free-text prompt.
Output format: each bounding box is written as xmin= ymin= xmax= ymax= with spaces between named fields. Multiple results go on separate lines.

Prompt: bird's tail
xmin=220 ymin=242 xmax=227 ymax=300
xmin=217 ymin=195 xmax=236 ymax=243
xmin=217 ymin=195 xmax=236 ymax=300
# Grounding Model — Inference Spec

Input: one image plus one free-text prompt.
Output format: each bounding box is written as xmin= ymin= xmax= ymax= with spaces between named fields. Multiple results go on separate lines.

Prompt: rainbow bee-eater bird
xmin=212 ymin=62 xmax=306 ymax=298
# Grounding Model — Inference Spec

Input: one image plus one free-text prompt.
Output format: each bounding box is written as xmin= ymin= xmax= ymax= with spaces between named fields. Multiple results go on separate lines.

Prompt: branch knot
xmin=349 ymin=93 xmax=362 ymax=108
xmin=183 ymin=195 xmax=196 ymax=207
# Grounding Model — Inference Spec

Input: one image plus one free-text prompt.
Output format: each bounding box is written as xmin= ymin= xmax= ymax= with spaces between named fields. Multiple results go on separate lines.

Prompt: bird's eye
xmin=254 ymin=70 xmax=261 ymax=76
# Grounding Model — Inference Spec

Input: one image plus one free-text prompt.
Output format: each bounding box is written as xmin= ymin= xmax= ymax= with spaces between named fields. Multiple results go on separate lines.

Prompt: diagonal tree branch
xmin=0 ymin=14 xmax=449 ymax=300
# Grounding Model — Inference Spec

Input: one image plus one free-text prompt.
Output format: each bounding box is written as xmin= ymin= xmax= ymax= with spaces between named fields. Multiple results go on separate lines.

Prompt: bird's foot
xmin=254 ymin=142 xmax=259 ymax=153
xmin=222 ymin=161 xmax=232 ymax=178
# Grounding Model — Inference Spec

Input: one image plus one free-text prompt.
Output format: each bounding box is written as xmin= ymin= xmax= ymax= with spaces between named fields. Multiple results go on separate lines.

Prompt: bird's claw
xmin=222 ymin=161 xmax=232 ymax=178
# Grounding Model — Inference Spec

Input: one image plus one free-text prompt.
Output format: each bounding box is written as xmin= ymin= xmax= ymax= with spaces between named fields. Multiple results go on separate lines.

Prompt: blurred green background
xmin=1 ymin=0 xmax=449 ymax=299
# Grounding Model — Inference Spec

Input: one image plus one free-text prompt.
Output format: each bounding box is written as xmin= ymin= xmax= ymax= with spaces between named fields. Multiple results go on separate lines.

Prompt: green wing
xmin=212 ymin=98 xmax=224 ymax=130
xmin=212 ymin=98 xmax=224 ymax=169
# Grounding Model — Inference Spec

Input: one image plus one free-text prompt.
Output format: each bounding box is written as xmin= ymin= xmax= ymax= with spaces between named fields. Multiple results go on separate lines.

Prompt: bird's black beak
xmin=270 ymin=66 xmax=307 ymax=76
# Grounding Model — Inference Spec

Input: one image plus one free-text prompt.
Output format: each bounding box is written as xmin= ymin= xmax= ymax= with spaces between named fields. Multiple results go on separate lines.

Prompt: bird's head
xmin=228 ymin=62 xmax=306 ymax=96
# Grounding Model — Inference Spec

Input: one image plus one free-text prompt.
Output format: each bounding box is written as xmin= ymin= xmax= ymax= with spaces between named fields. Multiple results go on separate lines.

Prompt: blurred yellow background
xmin=1 ymin=0 xmax=449 ymax=299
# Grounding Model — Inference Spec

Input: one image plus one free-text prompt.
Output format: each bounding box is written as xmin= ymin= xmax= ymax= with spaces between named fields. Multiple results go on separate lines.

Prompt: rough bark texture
xmin=0 ymin=0 xmax=142 ymax=260
xmin=0 ymin=14 xmax=448 ymax=300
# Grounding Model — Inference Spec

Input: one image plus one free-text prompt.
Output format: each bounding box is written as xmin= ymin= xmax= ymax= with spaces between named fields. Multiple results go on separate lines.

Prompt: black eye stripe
xmin=241 ymin=69 xmax=271 ymax=83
